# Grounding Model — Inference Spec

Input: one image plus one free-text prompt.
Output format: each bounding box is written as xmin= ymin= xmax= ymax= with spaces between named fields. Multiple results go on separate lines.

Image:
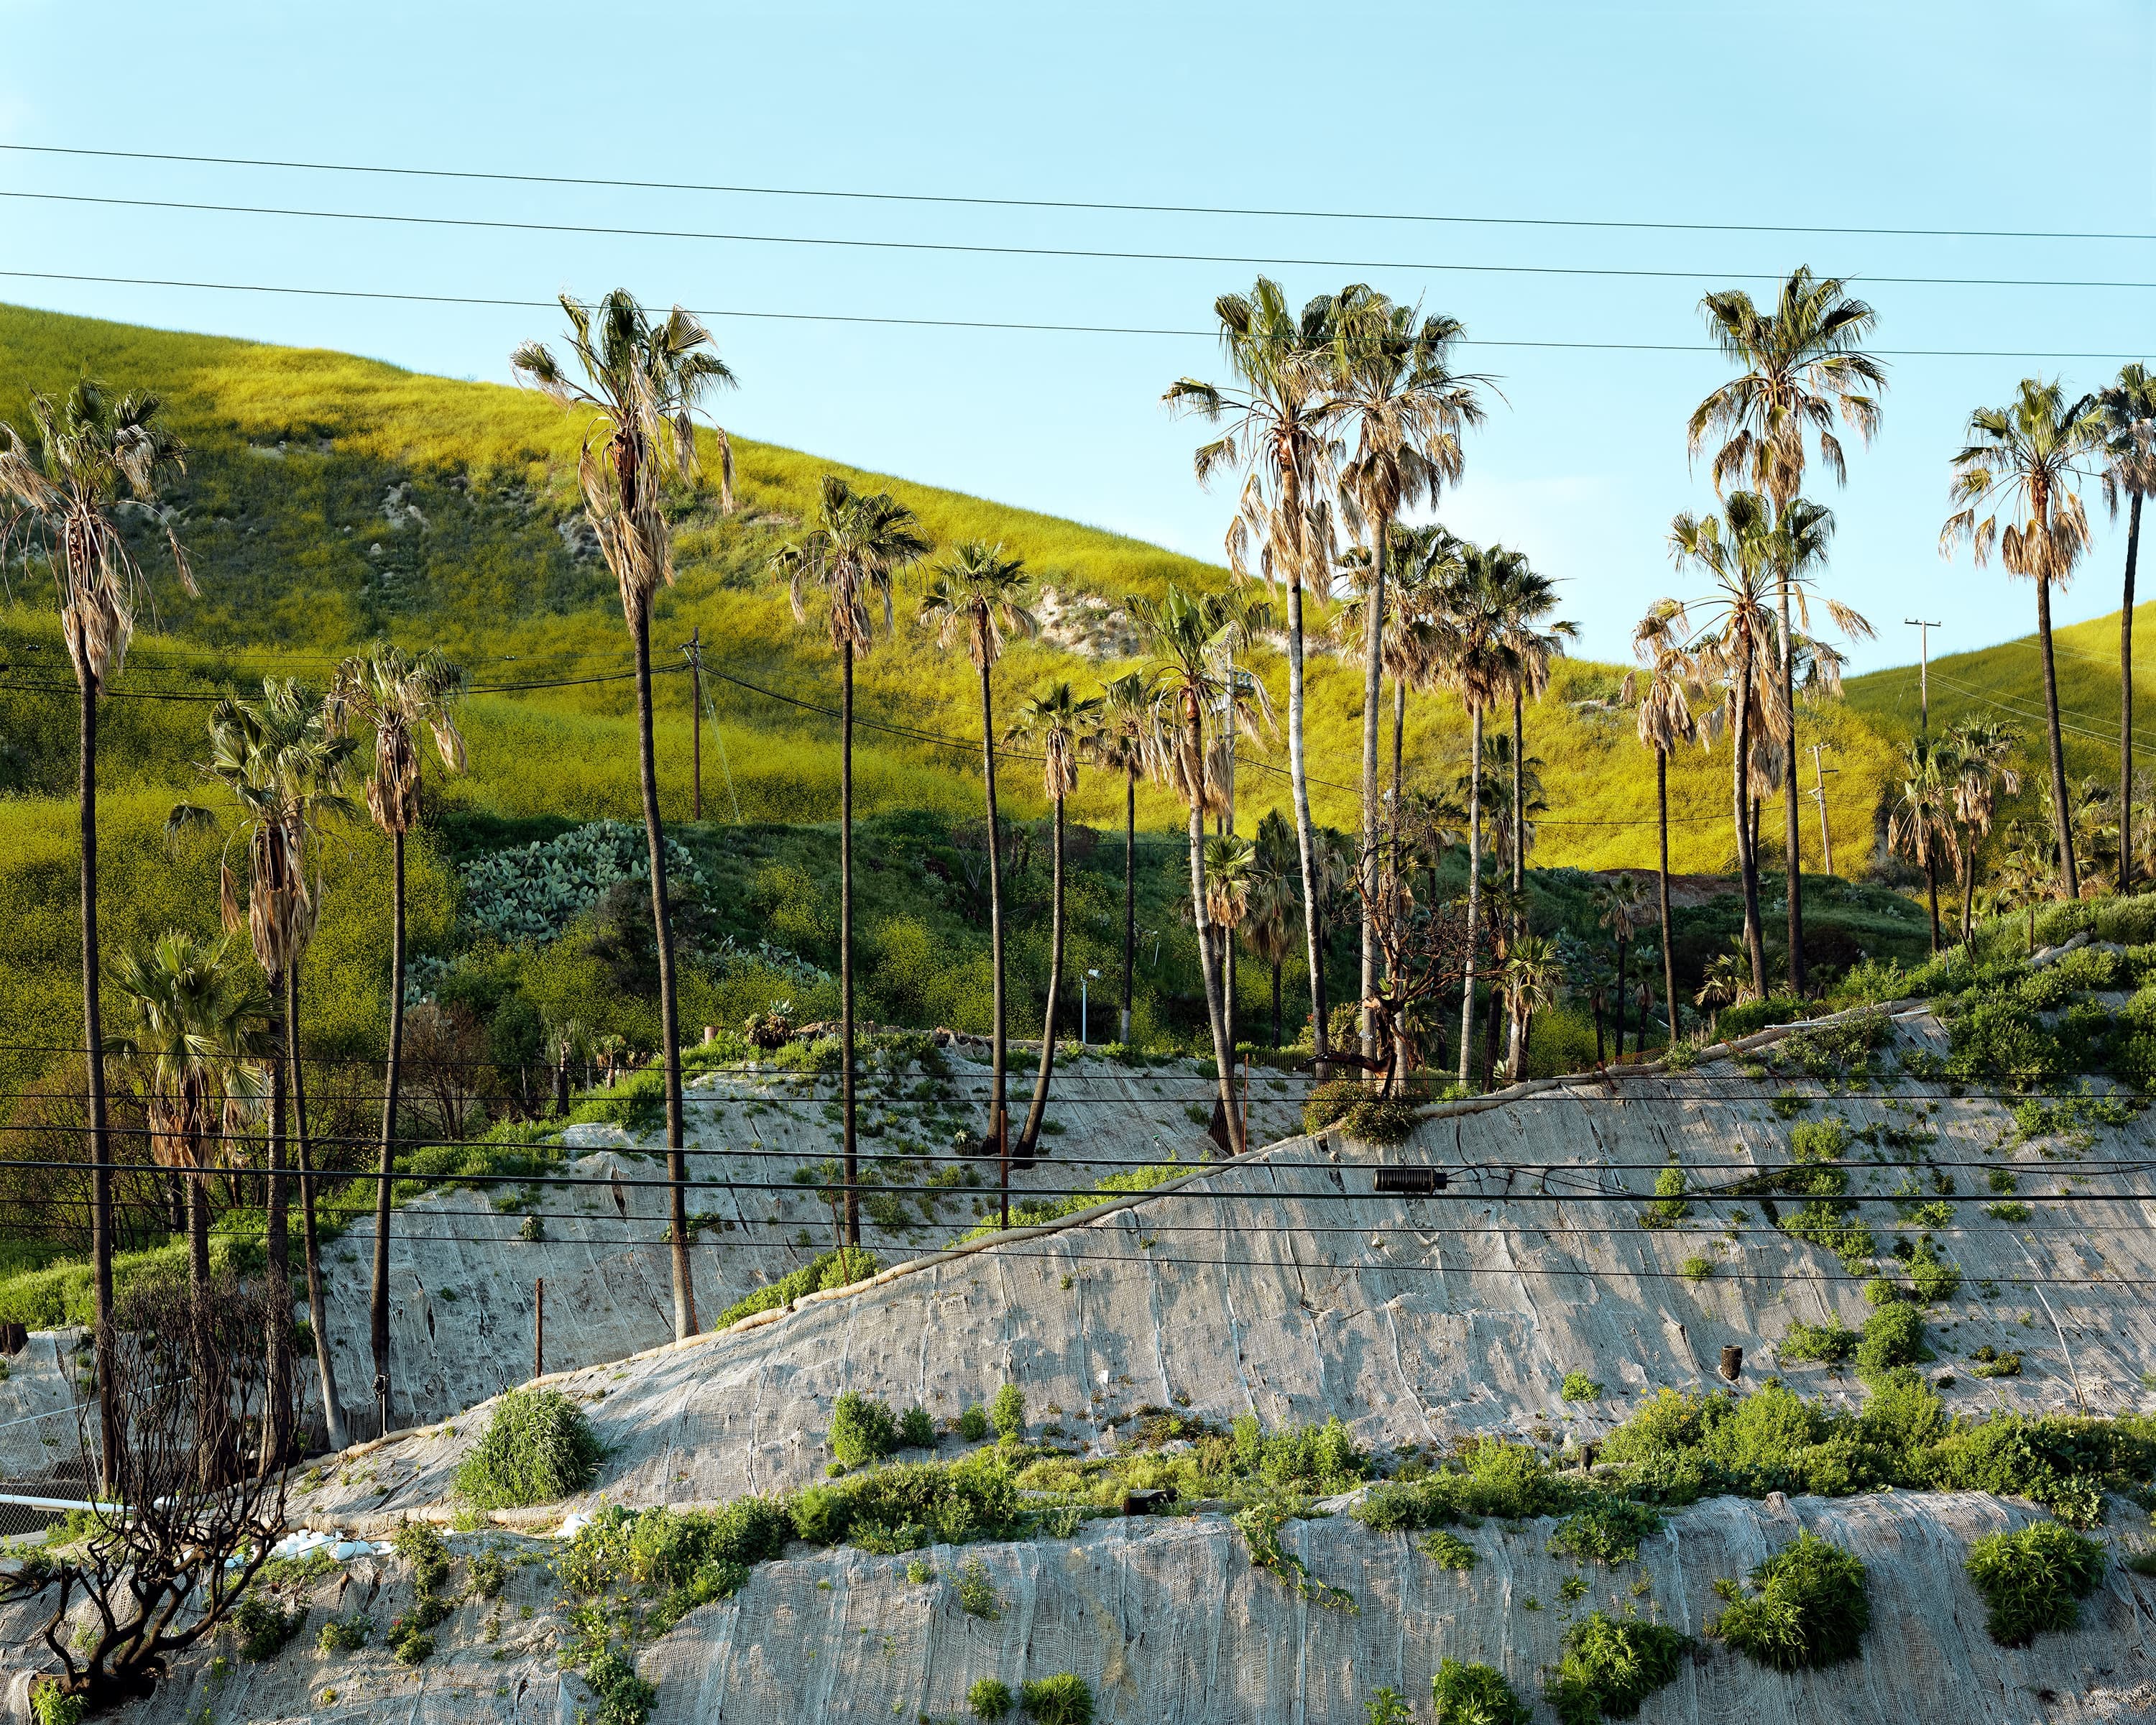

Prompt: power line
xmin=7 ymin=190 xmax=2156 ymax=294
xmin=9 ymin=142 xmax=2155 ymax=246
xmin=3 ymin=270 xmax=2140 ymax=360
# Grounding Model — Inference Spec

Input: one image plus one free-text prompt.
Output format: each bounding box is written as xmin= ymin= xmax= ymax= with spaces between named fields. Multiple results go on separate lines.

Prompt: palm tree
xmin=325 ymin=644 xmax=465 ymax=1437
xmin=1084 ymin=670 xmax=1161 ymax=1047
xmin=1942 ymin=717 xmax=2022 ymax=943
xmin=512 ymin=290 xmax=737 ymax=1340
xmin=773 ymin=477 xmax=929 ymax=1237
xmin=1889 ymin=734 xmax=1958 ymax=953
xmin=1666 ymin=493 xmax=1825 ymax=997
xmin=1165 ymin=279 xmax=1340 ymax=1075
xmin=1323 ymin=285 xmax=1487 ymax=1064
xmin=1942 ymin=377 xmax=2108 ymax=902
xmin=1592 ymin=876 xmax=1649 ymax=1059
xmin=2100 ymin=363 xmax=2156 ymax=891
xmin=1125 ymin=585 xmax=1272 ymax=1150
xmin=1995 ymin=816 xmax=2053 ymax=952
xmin=1241 ymin=860 xmax=1300 ymax=1052
xmin=1694 ymin=947 xmax=1751 ymax=1039
xmin=106 ymin=931 xmax=269 ymax=1478
xmin=169 ymin=680 xmax=359 ymax=1457
xmin=1203 ymin=832 xmax=1261 ymax=1053
xmin=1005 ymin=681 xmax=1101 ymax=1163
xmin=1429 ymin=542 xmax=1516 ymax=1087
xmin=1501 ymin=933 xmax=1564 ymax=1080
xmin=1626 ymin=602 xmax=1699 ymax=1041
xmin=1690 ymin=267 xmax=1886 ymax=993
xmin=920 ymin=543 xmax=1036 ymax=1162
xmin=0 ymin=374 xmax=193 ymax=1480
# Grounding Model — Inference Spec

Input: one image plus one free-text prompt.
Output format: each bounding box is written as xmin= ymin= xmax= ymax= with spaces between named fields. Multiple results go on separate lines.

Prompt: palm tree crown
xmin=778 ymin=475 xmax=933 ymax=650
xmin=920 ymin=541 xmax=1037 ymax=670
xmin=1942 ymin=378 xmax=2106 ymax=582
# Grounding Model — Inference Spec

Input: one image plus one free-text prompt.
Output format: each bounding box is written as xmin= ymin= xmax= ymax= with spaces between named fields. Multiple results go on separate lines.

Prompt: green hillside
xmin=0 ymin=304 xmax=1927 ymax=1123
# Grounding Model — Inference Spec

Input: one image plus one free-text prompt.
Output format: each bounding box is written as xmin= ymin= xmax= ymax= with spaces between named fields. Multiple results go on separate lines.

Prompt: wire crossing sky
xmin=0 ymin=0 xmax=2150 ymax=671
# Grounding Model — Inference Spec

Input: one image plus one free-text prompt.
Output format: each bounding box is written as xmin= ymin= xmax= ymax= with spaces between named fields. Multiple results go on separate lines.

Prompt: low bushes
xmin=1302 ymin=1079 xmax=1425 ymax=1145
xmin=456 ymin=1387 xmax=605 ymax=1508
xmin=1965 ymin=1521 xmax=2106 ymax=1646
xmin=1431 ymin=1659 xmax=1531 ymax=1725
xmin=1545 ymin=1612 xmax=1690 ymax=1725
xmin=1018 ymin=1674 xmax=1095 ymax=1724
xmin=1709 ymin=1532 xmax=1869 ymax=1670
xmin=830 ymin=1392 xmax=900 ymax=1466
xmin=712 ymin=1246 xmax=880 ymax=1331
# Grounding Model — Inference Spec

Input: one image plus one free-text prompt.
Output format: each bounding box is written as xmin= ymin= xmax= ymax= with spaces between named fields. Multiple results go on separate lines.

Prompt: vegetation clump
xmin=968 ymin=1676 xmax=1013 ymax=1720
xmin=1544 ymin=1611 xmax=1690 ymax=1724
xmin=456 ymin=1387 xmax=605 ymax=1507
xmin=991 ymin=1382 xmax=1027 ymax=1440
xmin=829 ymin=1391 xmax=901 ymax=1466
xmin=712 ymin=1247 xmax=880 ymax=1331
xmin=1018 ymin=1673 xmax=1095 ymax=1724
xmin=1965 ymin=1521 xmax=2106 ymax=1646
xmin=1708 ymin=1532 xmax=1870 ymax=1670
xmin=1561 ymin=1372 xmax=1604 ymax=1402
xmin=1431 ymin=1658 xmax=1531 ymax=1725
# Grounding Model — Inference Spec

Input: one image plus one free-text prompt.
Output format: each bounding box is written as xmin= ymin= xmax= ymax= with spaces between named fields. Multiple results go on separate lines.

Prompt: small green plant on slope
xmin=969 ymin=1676 xmax=1013 ymax=1720
xmin=1708 ymin=1532 xmax=1870 ymax=1670
xmin=456 ymin=1386 xmax=604 ymax=1508
xmin=317 ymin=1613 xmax=372 ymax=1653
xmin=957 ymin=1558 xmax=1001 ymax=1619
xmin=1548 ymin=1497 xmax=1662 ymax=1566
xmin=1365 ymin=1688 xmax=1413 ymax=1725
xmin=991 ymin=1382 xmax=1026 ymax=1440
xmin=1544 ymin=1611 xmax=1690 ymax=1725
xmin=1019 ymin=1673 xmax=1095 ymax=1725
xmin=1965 ymin=1522 xmax=2106 ymax=1646
xmin=959 ymin=1403 xmax=992 ymax=1442
xmin=829 ymin=1391 xmax=900 ymax=1466
xmin=1641 ymin=1164 xmax=1690 ymax=1227
xmin=1419 ymin=1530 xmax=1478 ymax=1571
xmin=230 ymin=1596 xmax=307 ymax=1662
xmin=583 ymin=1644 xmax=657 ymax=1725
xmin=1562 ymin=1372 xmax=1604 ymax=1402
xmin=1431 ymin=1658 xmax=1531 ymax=1725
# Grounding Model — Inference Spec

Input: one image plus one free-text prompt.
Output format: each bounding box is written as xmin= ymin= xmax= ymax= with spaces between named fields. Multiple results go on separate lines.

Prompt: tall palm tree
xmin=1889 ymin=734 xmax=1958 ymax=953
xmin=1943 ymin=378 xmax=2108 ymax=903
xmin=1690 ymin=267 xmax=1886 ymax=993
xmin=773 ymin=477 xmax=929 ymax=1237
xmin=1942 ymin=717 xmax=2022 ymax=942
xmin=1429 ymin=542 xmax=1517 ymax=1088
xmin=1005 ymin=681 xmax=1101 ymax=1162
xmin=1591 ymin=876 xmax=1649 ymax=1059
xmin=106 ymin=931 xmax=269 ymax=1479
xmin=1165 ymin=279 xmax=1340 ymax=1075
xmin=325 ymin=644 xmax=465 ymax=1437
xmin=0 ymin=374 xmax=192 ymax=1481
xmin=920 ymin=543 xmax=1036 ymax=1162
xmin=170 ymin=680 xmax=359 ymax=1457
xmin=1242 ymin=865 xmax=1300 ymax=1052
xmin=1086 ymin=670 xmax=1162 ymax=1046
xmin=1501 ymin=933 xmax=1564 ymax=1080
xmin=2100 ymin=363 xmax=2156 ymax=891
xmin=512 ymin=290 xmax=736 ymax=1340
xmin=1125 ymin=585 xmax=1271 ymax=1149
xmin=1323 ymin=285 xmax=1486 ymax=1063
xmin=1203 ymin=832 xmax=1261 ymax=1053
xmin=1627 ymin=602 xmax=1700 ymax=1043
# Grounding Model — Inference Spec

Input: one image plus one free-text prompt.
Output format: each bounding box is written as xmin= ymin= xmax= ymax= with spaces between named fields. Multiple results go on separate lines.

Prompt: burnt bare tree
xmin=1 ymin=1271 xmax=288 ymax=1716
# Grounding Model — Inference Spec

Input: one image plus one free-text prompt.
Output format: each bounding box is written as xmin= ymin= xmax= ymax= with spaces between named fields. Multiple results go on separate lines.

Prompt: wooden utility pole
xmin=1904 ymin=619 xmax=1941 ymax=733
xmin=687 ymin=627 xmax=703 ymax=822
xmin=1808 ymin=743 xmax=1838 ymax=875
xmin=534 ymin=1279 xmax=545 ymax=1379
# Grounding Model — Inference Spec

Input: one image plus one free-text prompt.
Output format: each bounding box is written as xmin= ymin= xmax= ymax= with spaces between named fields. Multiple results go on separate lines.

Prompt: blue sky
xmin=1 ymin=1 xmax=2150 ymax=674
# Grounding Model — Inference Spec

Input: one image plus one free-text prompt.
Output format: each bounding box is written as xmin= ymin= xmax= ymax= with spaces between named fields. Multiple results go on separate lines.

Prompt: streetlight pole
xmin=1808 ymin=743 xmax=1838 ymax=876
xmin=1904 ymin=619 xmax=1941 ymax=734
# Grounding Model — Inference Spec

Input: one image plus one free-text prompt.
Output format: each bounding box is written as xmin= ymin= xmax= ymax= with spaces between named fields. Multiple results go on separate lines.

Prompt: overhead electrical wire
xmin=9 ymin=142 xmax=2154 ymax=245
xmin=6 ymin=190 xmax=2156 ymax=295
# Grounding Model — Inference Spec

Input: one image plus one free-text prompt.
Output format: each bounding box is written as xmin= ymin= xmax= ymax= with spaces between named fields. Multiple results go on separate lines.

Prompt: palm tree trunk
xmin=1187 ymin=699 xmax=1243 ymax=1152
xmin=2035 ymin=570 xmax=2081 ymax=899
xmin=76 ymin=661 xmax=119 ymax=1491
xmin=260 ymin=967 xmax=291 ymax=1474
xmin=1271 ymin=959 xmax=1283 ymax=1052
xmin=633 ymin=604 xmax=699 ymax=1335
xmin=286 ymin=962 xmax=346 ymax=1452
xmin=841 ymin=637 xmax=861 ymax=1243
xmin=188 ymin=1157 xmax=213 ymax=1484
xmin=1779 ymin=570 xmax=1806 ymax=993
xmin=1506 ymin=684 xmax=1527 ymax=1076
xmin=1457 ymin=702 xmax=1483 ymax=1088
xmin=1733 ymin=638 xmax=1768 ymax=996
xmin=1391 ymin=676 xmax=1406 ymax=897
xmin=980 ymin=656 xmax=1008 ymax=1169
xmin=1120 ymin=765 xmax=1135 ymax=1046
xmin=1613 ymin=933 xmax=1628 ymax=1058
xmin=2122 ymin=489 xmax=2142 ymax=894
xmin=1015 ymin=796 xmax=1065 ymax=1159
xmin=1960 ymin=849 xmax=1976 ymax=945
xmin=1925 ymin=852 xmax=1941 ymax=953
xmin=369 ymin=825 xmax=404 ymax=1435
xmin=1286 ymin=573 xmax=1329 ymax=1080
xmin=1657 ymin=748 xmax=1678 ymax=1045
xmin=1359 ymin=523 xmax=1387 ymax=1067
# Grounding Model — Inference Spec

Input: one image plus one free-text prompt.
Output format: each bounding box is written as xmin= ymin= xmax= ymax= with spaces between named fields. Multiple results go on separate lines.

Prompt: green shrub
xmin=30 ymin=1685 xmax=84 ymax=1725
xmin=584 ymin=1645 xmax=657 ymax=1725
xmin=1430 ymin=1658 xmax=1531 ymax=1725
xmin=1561 ymin=1372 xmax=1604 ymax=1402
xmin=316 ymin=1613 xmax=372 ymax=1653
xmin=1965 ymin=1522 xmax=2106 ymax=1645
xmin=1680 ymin=1256 xmax=1714 ymax=1283
xmin=470 ymin=1550 xmax=508 ymax=1598
xmin=393 ymin=1520 xmax=451 ymax=1594
xmin=1303 ymin=1079 xmax=1361 ymax=1136
xmin=959 ymin=1404 xmax=992 ymax=1442
xmin=1545 ymin=1611 xmax=1690 ymax=1724
xmin=990 ymin=1382 xmax=1026 ymax=1440
xmin=456 ymin=1388 xmax=604 ymax=1507
xmin=900 ymin=1404 xmax=936 ymax=1448
xmin=968 ymin=1677 xmax=1013 ymax=1721
xmin=1709 ymin=1532 xmax=1869 ymax=1670
xmin=1781 ymin=1320 xmax=1858 ymax=1366
xmin=1549 ymin=1498 xmax=1662 ymax=1565
xmin=830 ymin=1392 xmax=900 ymax=1466
xmin=1856 ymin=1303 xmax=1928 ymax=1384
xmin=1641 ymin=1164 xmax=1690 ymax=1227
xmin=1365 ymin=1688 xmax=1413 ymax=1725
xmin=712 ymin=1246 xmax=880 ymax=1330
xmin=1418 ymin=1530 xmax=1478 ymax=1571
xmin=1018 ymin=1673 xmax=1095 ymax=1724
xmin=957 ymin=1558 xmax=1001 ymax=1619
xmin=231 ymin=1596 xmax=307 ymax=1662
